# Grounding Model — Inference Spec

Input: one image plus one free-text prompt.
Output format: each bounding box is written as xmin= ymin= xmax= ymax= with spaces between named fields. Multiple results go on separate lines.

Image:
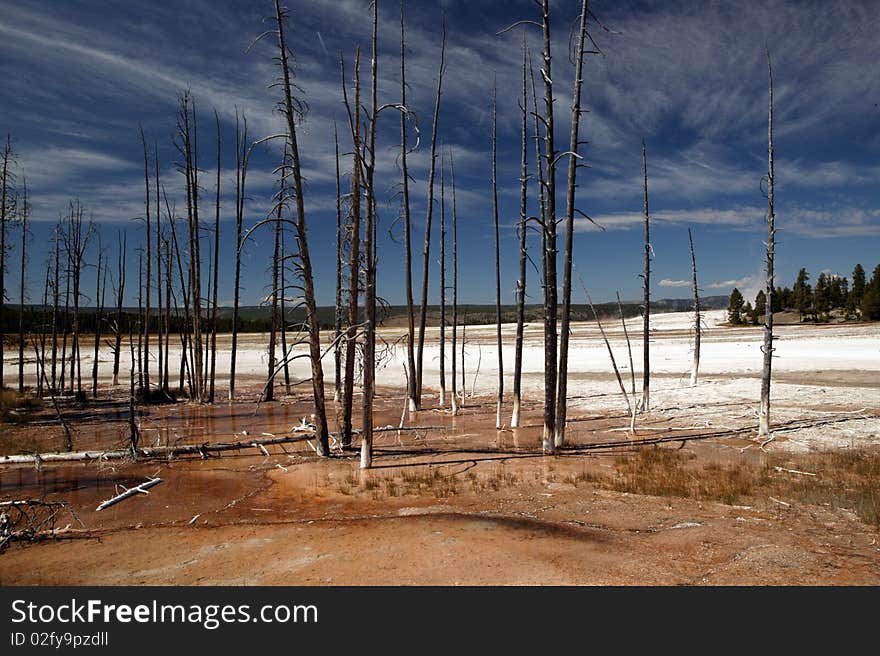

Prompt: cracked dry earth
xmin=1 ymin=391 xmax=879 ymax=586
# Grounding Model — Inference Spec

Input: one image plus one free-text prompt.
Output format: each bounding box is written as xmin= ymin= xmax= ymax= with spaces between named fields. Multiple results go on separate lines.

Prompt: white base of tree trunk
xmin=359 ymin=439 xmax=372 ymax=469
xmin=510 ymin=395 xmax=521 ymax=428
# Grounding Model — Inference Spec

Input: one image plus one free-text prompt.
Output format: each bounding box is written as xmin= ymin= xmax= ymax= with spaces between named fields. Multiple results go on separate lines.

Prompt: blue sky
xmin=1 ymin=0 xmax=878 ymax=309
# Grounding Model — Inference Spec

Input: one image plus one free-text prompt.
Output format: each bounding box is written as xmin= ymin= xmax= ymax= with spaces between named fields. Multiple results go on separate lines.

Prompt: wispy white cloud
xmin=659 ymin=278 xmax=690 ymax=287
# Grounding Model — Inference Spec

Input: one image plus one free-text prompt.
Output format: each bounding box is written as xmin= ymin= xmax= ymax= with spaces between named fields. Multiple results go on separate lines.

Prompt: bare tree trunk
xmin=209 ymin=112 xmax=221 ymax=404
xmin=528 ymin=49 xmax=548 ymax=288
xmin=60 ymin=258 xmax=70 ymax=394
xmin=17 ymin=183 xmax=29 ymax=393
xmin=0 ymin=135 xmax=12 ymax=389
xmin=266 ymin=179 xmax=281 ymax=404
xmin=280 ymin=224 xmax=291 ymax=395
xmin=340 ymin=50 xmax=362 ymax=449
xmin=492 ymin=81 xmax=504 ymax=430
xmin=155 ymin=143 xmax=164 ymax=394
xmin=139 ymin=126 xmax=151 ymax=395
xmin=128 ymin=332 xmax=139 ymax=457
xmin=274 ymin=0 xmax=330 ymax=455
xmin=617 ymin=291 xmax=635 ymax=396
xmin=439 ymin=153 xmax=446 ymax=408
xmin=583 ymin=285 xmax=631 ymax=416
xmin=91 ymin=242 xmax=105 ymax=398
xmin=688 ymin=228 xmax=701 ymax=387
xmin=554 ymin=0 xmax=590 ymax=448
xmin=759 ymin=52 xmax=776 ymax=439
xmin=450 ymin=148 xmax=459 ymax=416
xmin=333 ymin=120 xmax=344 ymax=403
xmin=50 ymin=230 xmax=60 ymax=393
xmin=360 ymin=0 xmax=379 ymax=469
xmin=640 ymin=140 xmax=651 ymax=412
xmin=512 ymin=40 xmax=528 ymax=429
xmin=112 ymin=231 xmax=125 ymax=387
xmin=230 ymin=111 xmax=249 ymax=401
xmin=415 ymin=20 xmax=446 ymax=408
xmin=32 ymin=341 xmax=72 ymax=451
xmin=460 ymin=306 xmax=467 ymax=399
xmin=178 ymin=92 xmax=203 ymax=402
xmin=539 ymin=0 xmax=558 ymax=453
xmin=39 ymin=258 xmax=51 ymax=397
xmin=400 ymin=1 xmax=417 ymax=415
xmin=203 ymin=248 xmax=212 ymax=393
xmin=167 ymin=198 xmax=195 ymax=399
xmin=163 ymin=235 xmax=171 ymax=391
xmin=63 ymin=200 xmax=91 ymax=398
xmin=137 ymin=253 xmax=143 ymax=391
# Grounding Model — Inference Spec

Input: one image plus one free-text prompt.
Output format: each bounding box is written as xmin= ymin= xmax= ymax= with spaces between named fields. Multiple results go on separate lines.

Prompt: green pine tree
xmin=727 ymin=287 xmax=745 ymax=325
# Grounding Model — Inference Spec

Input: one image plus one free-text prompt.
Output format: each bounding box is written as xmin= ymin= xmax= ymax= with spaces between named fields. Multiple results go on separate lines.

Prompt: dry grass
xmin=0 ymin=389 xmax=45 ymax=455
xmin=334 ymin=465 xmax=526 ymax=500
xmin=598 ymin=447 xmax=880 ymax=527
xmin=608 ymin=448 xmax=760 ymax=506
xmin=329 ymin=444 xmax=880 ymax=528
xmin=775 ymin=450 xmax=880 ymax=527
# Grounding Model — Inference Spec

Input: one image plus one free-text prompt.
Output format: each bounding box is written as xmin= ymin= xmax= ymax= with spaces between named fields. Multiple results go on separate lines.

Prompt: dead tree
xmin=230 ymin=111 xmax=250 ymax=401
xmin=400 ymin=0 xmax=418 ymax=414
xmin=273 ymin=0 xmax=330 ymax=456
xmin=617 ymin=290 xmax=636 ymax=396
xmin=111 ymin=231 xmax=126 ymax=387
xmin=688 ymin=228 xmax=701 ymax=387
xmin=127 ymin=332 xmax=139 ymax=457
xmin=450 ymin=148 xmax=459 ymax=415
xmin=640 ymin=140 xmax=651 ymax=412
xmin=136 ymin=252 xmax=143 ymax=390
xmin=17 ymin=182 xmax=29 ymax=393
xmin=139 ymin=126 xmax=152 ymax=395
xmin=439 ymin=153 xmax=447 ymax=408
xmin=163 ymin=234 xmax=172 ymax=391
xmin=50 ymin=229 xmax=60 ymax=392
xmin=279 ymin=221 xmax=291 ymax=395
xmin=91 ymin=238 xmax=105 ymax=398
xmin=539 ymin=0 xmax=558 ymax=453
xmin=61 ymin=200 xmax=93 ymax=397
xmin=460 ymin=306 xmax=467 ymax=398
xmin=154 ymin=143 xmax=164 ymax=393
xmin=759 ymin=51 xmax=776 ymax=440
xmin=528 ymin=50 xmax=548 ymax=282
xmin=340 ymin=49 xmax=362 ymax=449
xmin=38 ymin=257 xmax=50 ymax=396
xmin=333 ymin=120 xmax=344 ymax=403
xmin=0 ymin=135 xmax=14 ymax=388
xmin=415 ymin=19 xmax=446 ymax=408
xmin=492 ymin=81 xmax=504 ymax=429
xmin=266 ymin=168 xmax=283 ymax=404
xmin=59 ymin=248 xmax=70 ymax=393
xmin=208 ymin=111 xmax=221 ymax=404
xmin=166 ymin=201 xmax=195 ymax=397
xmin=176 ymin=92 xmax=204 ymax=402
xmin=554 ymin=0 xmax=590 ymax=448
xmin=583 ymin=283 xmax=631 ymax=416
xmin=512 ymin=40 xmax=528 ymax=428
xmin=360 ymin=0 xmax=380 ymax=469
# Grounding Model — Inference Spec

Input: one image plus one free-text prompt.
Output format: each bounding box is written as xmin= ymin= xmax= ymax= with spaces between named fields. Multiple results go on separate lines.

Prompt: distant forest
xmin=727 ymin=263 xmax=880 ymax=324
xmin=0 ymin=295 xmax=730 ymax=337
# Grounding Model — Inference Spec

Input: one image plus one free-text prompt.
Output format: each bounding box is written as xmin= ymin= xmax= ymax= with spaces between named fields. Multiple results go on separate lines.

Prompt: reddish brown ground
xmin=1 ymin=386 xmax=878 ymax=585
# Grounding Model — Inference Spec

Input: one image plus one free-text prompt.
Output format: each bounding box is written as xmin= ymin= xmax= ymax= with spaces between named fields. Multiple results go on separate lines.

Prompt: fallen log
xmin=0 ymin=425 xmax=447 ymax=466
xmin=96 ymin=478 xmax=163 ymax=511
